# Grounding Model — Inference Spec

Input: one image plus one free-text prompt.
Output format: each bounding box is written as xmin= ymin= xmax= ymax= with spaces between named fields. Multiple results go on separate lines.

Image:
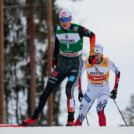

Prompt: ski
xmin=0 ymin=124 xmax=28 ymax=127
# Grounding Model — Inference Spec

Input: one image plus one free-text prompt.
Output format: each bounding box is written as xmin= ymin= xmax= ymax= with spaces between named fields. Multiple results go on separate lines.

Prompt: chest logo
xmin=74 ymin=27 xmax=78 ymax=31
xmin=104 ymin=60 xmax=107 ymax=64
xmin=57 ymin=26 xmax=61 ymax=30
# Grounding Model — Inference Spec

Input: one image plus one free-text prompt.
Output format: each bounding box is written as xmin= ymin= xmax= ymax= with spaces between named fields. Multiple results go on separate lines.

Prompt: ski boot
xmin=66 ymin=121 xmax=74 ymax=126
xmin=75 ymin=119 xmax=82 ymax=126
xmin=21 ymin=118 xmax=38 ymax=126
xmin=21 ymin=111 xmax=39 ymax=126
xmin=66 ymin=112 xmax=74 ymax=126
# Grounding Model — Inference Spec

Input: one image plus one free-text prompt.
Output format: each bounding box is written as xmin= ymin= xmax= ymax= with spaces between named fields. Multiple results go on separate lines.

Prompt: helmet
xmin=95 ymin=43 xmax=104 ymax=54
xmin=59 ymin=8 xmax=72 ymax=19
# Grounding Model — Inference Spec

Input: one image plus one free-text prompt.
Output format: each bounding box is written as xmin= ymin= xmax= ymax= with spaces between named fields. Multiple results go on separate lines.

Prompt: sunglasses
xmin=60 ymin=18 xmax=70 ymax=22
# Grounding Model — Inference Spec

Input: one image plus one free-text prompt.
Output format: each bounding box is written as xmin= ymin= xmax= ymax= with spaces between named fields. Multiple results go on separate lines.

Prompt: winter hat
xmin=59 ymin=8 xmax=72 ymax=19
xmin=95 ymin=43 xmax=104 ymax=54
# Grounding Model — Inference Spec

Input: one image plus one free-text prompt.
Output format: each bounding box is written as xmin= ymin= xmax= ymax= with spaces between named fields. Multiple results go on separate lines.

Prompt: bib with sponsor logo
xmin=85 ymin=57 xmax=109 ymax=86
xmin=56 ymin=24 xmax=83 ymax=58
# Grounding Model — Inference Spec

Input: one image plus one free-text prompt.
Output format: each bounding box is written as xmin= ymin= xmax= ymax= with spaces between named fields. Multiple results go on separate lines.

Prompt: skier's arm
xmin=78 ymin=60 xmax=86 ymax=102
xmin=89 ymin=33 xmax=95 ymax=56
xmin=108 ymin=59 xmax=120 ymax=99
xmin=79 ymin=26 xmax=95 ymax=56
xmin=114 ymin=71 xmax=120 ymax=90
xmin=51 ymin=29 xmax=59 ymax=69
xmin=53 ymin=36 xmax=59 ymax=60
xmin=79 ymin=26 xmax=96 ymax=65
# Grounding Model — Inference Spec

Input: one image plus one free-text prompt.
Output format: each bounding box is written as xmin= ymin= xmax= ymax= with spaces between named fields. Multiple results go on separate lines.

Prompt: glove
xmin=78 ymin=91 xmax=83 ymax=102
xmin=110 ymin=89 xmax=117 ymax=99
xmin=88 ymin=55 xmax=97 ymax=65
xmin=51 ymin=58 xmax=57 ymax=69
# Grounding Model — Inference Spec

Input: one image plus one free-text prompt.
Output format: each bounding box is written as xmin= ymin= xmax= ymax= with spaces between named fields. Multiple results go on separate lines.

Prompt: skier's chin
xmin=96 ymin=59 xmax=100 ymax=63
xmin=63 ymin=26 xmax=68 ymax=30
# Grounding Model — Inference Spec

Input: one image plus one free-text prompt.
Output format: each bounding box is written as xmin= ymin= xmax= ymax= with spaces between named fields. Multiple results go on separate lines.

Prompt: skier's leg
xmin=75 ymin=89 xmax=96 ymax=126
xmin=65 ymin=73 xmax=79 ymax=126
xmin=66 ymin=57 xmax=82 ymax=126
xmin=22 ymin=67 xmax=66 ymax=125
xmin=98 ymin=110 xmax=106 ymax=126
xmin=97 ymin=93 xmax=109 ymax=126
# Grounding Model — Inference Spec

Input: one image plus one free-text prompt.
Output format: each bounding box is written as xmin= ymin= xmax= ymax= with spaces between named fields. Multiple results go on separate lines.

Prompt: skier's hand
xmin=88 ymin=55 xmax=97 ymax=65
xmin=110 ymin=89 xmax=117 ymax=99
xmin=51 ymin=58 xmax=57 ymax=69
xmin=78 ymin=91 xmax=83 ymax=102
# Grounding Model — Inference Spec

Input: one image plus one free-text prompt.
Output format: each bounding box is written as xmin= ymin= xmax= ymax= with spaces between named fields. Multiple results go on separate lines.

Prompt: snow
xmin=0 ymin=127 xmax=134 ymax=134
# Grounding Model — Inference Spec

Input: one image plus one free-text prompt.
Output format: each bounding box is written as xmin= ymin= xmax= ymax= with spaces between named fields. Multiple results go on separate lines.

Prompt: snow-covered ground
xmin=1 ymin=127 xmax=134 ymax=134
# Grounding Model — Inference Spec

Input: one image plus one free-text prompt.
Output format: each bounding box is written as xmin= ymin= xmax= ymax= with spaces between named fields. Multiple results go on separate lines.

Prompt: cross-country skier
xmin=21 ymin=8 xmax=96 ymax=126
xmin=75 ymin=43 xmax=120 ymax=126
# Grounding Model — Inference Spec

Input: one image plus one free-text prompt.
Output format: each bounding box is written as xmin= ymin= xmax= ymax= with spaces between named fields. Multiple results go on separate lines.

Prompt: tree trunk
xmin=0 ymin=0 xmax=4 ymax=124
xmin=29 ymin=0 xmax=36 ymax=116
xmin=47 ymin=0 xmax=53 ymax=126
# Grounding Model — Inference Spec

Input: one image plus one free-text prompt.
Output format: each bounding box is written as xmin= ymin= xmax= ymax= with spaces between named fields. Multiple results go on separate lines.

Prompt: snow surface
xmin=0 ymin=127 xmax=134 ymax=134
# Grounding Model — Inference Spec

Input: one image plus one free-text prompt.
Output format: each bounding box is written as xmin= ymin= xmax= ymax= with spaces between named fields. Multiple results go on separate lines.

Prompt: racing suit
xmin=32 ymin=23 xmax=96 ymax=123
xmin=76 ymin=57 xmax=120 ymax=126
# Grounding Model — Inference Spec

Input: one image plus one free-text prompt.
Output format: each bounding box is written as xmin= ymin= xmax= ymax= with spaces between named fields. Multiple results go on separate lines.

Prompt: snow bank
xmin=0 ymin=127 xmax=134 ymax=134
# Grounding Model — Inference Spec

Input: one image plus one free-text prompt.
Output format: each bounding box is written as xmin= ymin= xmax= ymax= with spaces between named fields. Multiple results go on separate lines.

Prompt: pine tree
xmin=123 ymin=95 xmax=134 ymax=126
xmin=4 ymin=0 xmax=30 ymax=124
xmin=3 ymin=0 xmax=60 ymax=125
xmin=3 ymin=0 xmax=81 ymax=126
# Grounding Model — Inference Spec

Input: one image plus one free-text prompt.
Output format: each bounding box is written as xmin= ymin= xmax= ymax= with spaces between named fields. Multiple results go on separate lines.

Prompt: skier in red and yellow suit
xmin=75 ymin=43 xmax=120 ymax=126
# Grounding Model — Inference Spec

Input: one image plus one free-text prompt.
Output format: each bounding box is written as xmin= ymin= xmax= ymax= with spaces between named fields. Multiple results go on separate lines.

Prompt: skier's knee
xmin=98 ymin=109 xmax=104 ymax=115
xmin=67 ymin=98 xmax=75 ymax=112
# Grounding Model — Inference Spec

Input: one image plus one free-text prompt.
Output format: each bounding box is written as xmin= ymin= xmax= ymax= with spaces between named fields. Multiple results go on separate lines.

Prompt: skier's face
xmin=60 ymin=18 xmax=71 ymax=30
xmin=95 ymin=53 xmax=103 ymax=63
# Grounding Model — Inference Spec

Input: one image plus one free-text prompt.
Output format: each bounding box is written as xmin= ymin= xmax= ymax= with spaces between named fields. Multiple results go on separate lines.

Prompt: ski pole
xmin=85 ymin=116 xmax=89 ymax=126
xmin=113 ymin=99 xmax=128 ymax=126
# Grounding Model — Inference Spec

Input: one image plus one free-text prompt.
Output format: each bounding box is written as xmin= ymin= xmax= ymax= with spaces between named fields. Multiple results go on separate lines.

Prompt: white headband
xmin=95 ymin=43 xmax=103 ymax=54
xmin=59 ymin=8 xmax=72 ymax=19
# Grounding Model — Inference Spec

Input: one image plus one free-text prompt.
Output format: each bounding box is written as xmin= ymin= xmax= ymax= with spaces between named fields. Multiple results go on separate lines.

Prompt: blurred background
xmin=0 ymin=0 xmax=134 ymax=126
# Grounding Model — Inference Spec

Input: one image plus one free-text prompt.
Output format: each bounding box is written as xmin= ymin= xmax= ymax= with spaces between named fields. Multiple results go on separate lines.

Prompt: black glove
xmin=78 ymin=91 xmax=83 ymax=102
xmin=51 ymin=58 xmax=57 ymax=69
xmin=88 ymin=55 xmax=96 ymax=65
xmin=110 ymin=89 xmax=117 ymax=99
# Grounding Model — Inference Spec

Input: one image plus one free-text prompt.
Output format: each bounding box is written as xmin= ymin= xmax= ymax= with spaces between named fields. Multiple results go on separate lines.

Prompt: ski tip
xmin=0 ymin=124 xmax=28 ymax=127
